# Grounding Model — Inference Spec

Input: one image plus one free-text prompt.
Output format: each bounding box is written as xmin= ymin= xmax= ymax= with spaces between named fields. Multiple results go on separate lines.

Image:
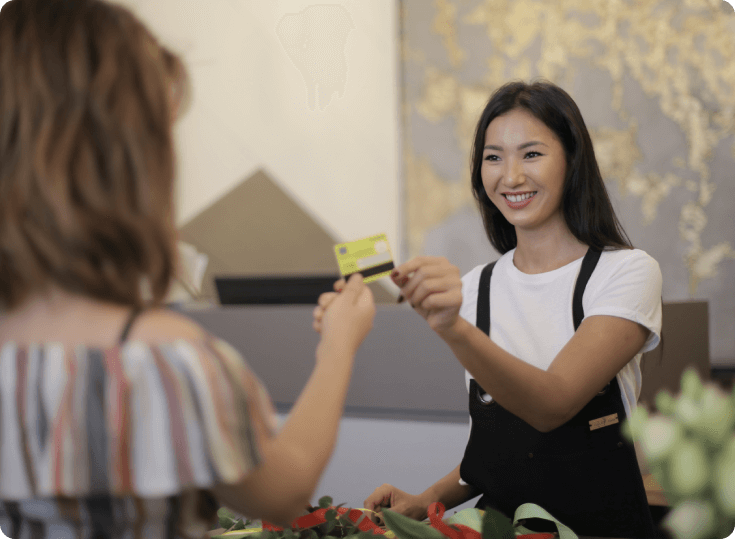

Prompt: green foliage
xmin=218 ymin=507 xmax=241 ymax=530
xmin=319 ymin=496 xmax=334 ymax=509
xmin=380 ymin=508 xmax=445 ymax=539
xmin=479 ymin=507 xmax=514 ymax=539
xmin=623 ymin=367 xmax=735 ymax=539
xmin=214 ymin=498 xmax=571 ymax=539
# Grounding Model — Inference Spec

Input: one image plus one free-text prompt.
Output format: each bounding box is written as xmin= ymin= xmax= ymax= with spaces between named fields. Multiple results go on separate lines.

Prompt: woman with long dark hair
xmin=339 ymin=80 xmax=662 ymax=537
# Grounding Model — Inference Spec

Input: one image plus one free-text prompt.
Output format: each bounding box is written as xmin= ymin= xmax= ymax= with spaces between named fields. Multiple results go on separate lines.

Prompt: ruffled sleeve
xmin=110 ymin=335 xmax=278 ymax=497
xmin=0 ymin=336 xmax=278 ymax=500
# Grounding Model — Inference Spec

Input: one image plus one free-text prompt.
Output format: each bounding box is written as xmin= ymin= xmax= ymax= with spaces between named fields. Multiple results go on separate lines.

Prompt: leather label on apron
xmin=589 ymin=413 xmax=619 ymax=430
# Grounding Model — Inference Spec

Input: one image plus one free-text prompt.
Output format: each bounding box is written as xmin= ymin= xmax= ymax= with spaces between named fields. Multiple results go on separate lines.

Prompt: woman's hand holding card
xmin=393 ymin=256 xmax=463 ymax=335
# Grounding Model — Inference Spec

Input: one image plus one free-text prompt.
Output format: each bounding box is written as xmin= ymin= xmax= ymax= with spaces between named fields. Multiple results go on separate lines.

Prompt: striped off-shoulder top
xmin=0 ymin=333 xmax=278 ymax=539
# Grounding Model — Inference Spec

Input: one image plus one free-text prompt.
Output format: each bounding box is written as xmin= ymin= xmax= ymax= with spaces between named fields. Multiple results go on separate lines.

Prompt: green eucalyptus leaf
xmin=380 ymin=508 xmax=445 ymax=539
xmin=480 ymin=506 xmax=514 ymax=539
xmin=232 ymin=519 xmax=247 ymax=530
xmin=324 ymin=521 xmax=337 ymax=534
xmin=218 ymin=507 xmax=239 ymax=530
xmin=325 ymin=509 xmax=338 ymax=521
xmin=210 ymin=533 xmax=264 ymax=539
xmin=447 ymin=508 xmax=484 ymax=533
xmin=339 ymin=517 xmax=356 ymax=530
xmin=319 ymin=496 xmax=333 ymax=509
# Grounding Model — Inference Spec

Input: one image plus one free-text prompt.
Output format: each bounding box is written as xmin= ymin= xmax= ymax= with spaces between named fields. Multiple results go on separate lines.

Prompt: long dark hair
xmin=469 ymin=80 xmax=666 ymax=362
xmin=469 ymin=80 xmax=633 ymax=254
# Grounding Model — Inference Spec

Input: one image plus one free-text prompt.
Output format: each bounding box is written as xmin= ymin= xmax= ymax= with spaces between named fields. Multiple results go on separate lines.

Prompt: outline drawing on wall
xmin=276 ymin=4 xmax=355 ymax=111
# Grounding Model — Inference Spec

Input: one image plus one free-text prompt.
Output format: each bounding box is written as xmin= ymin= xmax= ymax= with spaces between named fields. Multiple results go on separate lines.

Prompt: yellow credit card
xmin=334 ymin=233 xmax=395 ymax=284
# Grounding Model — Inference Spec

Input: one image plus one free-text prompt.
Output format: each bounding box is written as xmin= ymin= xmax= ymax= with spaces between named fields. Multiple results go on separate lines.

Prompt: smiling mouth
xmin=503 ymin=192 xmax=537 ymax=202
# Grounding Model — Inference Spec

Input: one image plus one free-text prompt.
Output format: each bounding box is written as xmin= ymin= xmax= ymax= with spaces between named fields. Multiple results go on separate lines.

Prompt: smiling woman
xmin=363 ymin=80 xmax=663 ymax=539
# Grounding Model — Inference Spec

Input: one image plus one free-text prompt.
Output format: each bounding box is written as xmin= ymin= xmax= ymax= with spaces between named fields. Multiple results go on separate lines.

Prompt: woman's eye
xmin=484 ymin=154 xmax=499 ymax=161
xmin=525 ymin=151 xmax=542 ymax=158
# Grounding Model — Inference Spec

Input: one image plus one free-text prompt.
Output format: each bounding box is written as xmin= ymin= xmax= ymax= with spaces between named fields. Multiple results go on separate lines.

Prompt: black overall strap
xmin=476 ymin=261 xmax=497 ymax=337
xmin=477 ymin=249 xmax=602 ymax=338
xmin=572 ymin=248 xmax=602 ymax=331
xmin=119 ymin=307 xmax=144 ymax=344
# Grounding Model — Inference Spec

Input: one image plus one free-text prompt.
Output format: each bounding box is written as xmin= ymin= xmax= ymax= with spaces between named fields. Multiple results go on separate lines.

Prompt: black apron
xmin=459 ymin=248 xmax=656 ymax=538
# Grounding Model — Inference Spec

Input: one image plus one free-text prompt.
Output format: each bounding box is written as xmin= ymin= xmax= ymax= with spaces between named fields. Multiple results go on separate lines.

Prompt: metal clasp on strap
xmin=597 ymin=382 xmax=611 ymax=396
xmin=476 ymin=390 xmax=496 ymax=406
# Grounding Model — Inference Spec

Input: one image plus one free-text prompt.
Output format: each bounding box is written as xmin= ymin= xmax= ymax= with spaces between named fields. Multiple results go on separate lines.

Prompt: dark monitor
xmin=215 ymin=275 xmax=342 ymax=305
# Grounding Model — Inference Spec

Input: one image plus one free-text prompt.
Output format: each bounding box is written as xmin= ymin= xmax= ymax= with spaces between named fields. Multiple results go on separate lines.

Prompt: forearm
xmin=274 ymin=343 xmax=354 ymax=500
xmin=419 ymin=463 xmax=481 ymax=518
xmin=437 ymin=318 xmax=566 ymax=432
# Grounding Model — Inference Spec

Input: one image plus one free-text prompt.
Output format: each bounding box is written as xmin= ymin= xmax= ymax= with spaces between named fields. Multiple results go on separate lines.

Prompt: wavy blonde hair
xmin=0 ymin=0 xmax=190 ymax=310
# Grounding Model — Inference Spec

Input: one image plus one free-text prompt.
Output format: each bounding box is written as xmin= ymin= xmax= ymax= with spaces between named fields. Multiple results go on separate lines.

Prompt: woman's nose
xmin=503 ymin=159 xmax=524 ymax=186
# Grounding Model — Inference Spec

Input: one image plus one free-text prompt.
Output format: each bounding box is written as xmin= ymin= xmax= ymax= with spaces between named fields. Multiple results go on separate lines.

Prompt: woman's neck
xmin=0 ymin=287 xmax=131 ymax=347
xmin=512 ymin=225 xmax=589 ymax=275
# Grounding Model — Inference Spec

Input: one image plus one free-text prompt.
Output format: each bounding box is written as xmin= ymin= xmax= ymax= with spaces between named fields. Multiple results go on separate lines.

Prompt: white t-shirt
xmin=457 ymin=247 xmax=662 ymax=483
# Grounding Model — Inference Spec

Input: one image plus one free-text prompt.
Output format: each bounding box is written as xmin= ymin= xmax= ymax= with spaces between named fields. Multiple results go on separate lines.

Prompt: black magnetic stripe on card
xmin=344 ymin=261 xmax=395 ymax=280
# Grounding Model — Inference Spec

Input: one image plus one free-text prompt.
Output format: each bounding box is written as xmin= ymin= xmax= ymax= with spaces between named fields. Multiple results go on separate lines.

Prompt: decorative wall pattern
xmin=400 ymin=0 xmax=735 ymax=364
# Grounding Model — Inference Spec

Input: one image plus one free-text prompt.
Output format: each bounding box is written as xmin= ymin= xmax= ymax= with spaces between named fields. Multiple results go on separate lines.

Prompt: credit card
xmin=334 ymin=233 xmax=395 ymax=284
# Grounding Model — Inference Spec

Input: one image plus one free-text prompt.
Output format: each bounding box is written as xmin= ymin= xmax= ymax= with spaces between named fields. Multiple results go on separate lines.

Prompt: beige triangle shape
xmin=178 ymin=169 xmax=395 ymax=304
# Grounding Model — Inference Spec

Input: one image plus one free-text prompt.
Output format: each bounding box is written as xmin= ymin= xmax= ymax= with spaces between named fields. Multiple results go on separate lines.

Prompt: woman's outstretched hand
xmin=312 ymin=273 xmax=376 ymax=356
xmin=364 ymin=483 xmax=429 ymax=523
xmin=393 ymin=257 xmax=463 ymax=335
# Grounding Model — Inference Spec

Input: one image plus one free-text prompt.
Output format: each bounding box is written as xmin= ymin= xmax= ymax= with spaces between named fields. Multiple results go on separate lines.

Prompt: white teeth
xmin=506 ymin=192 xmax=536 ymax=203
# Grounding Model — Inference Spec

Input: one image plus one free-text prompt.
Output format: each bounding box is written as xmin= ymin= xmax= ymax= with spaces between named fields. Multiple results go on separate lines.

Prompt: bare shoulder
xmin=129 ymin=308 xmax=208 ymax=343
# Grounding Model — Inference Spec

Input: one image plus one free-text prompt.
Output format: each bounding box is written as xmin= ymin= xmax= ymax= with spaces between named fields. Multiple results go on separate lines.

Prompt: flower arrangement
xmin=623 ymin=368 xmax=735 ymax=539
xmin=211 ymin=497 xmax=570 ymax=539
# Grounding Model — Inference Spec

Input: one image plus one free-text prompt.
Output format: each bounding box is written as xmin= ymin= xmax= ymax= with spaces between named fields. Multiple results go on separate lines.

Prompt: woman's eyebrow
xmin=483 ymin=141 xmax=548 ymax=151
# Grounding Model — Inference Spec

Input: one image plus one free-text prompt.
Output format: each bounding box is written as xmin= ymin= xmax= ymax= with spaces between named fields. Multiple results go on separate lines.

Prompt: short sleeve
xmin=584 ymin=250 xmax=663 ymax=353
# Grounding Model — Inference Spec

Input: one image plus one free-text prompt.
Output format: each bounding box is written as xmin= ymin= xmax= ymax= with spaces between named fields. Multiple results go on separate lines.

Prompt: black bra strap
xmin=119 ymin=307 xmax=144 ymax=344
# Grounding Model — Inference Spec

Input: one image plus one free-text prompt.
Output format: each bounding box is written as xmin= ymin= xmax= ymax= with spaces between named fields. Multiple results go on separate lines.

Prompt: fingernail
xmin=397 ymin=295 xmax=405 ymax=304
xmin=400 ymin=277 xmax=409 ymax=286
xmin=391 ymin=270 xmax=400 ymax=279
